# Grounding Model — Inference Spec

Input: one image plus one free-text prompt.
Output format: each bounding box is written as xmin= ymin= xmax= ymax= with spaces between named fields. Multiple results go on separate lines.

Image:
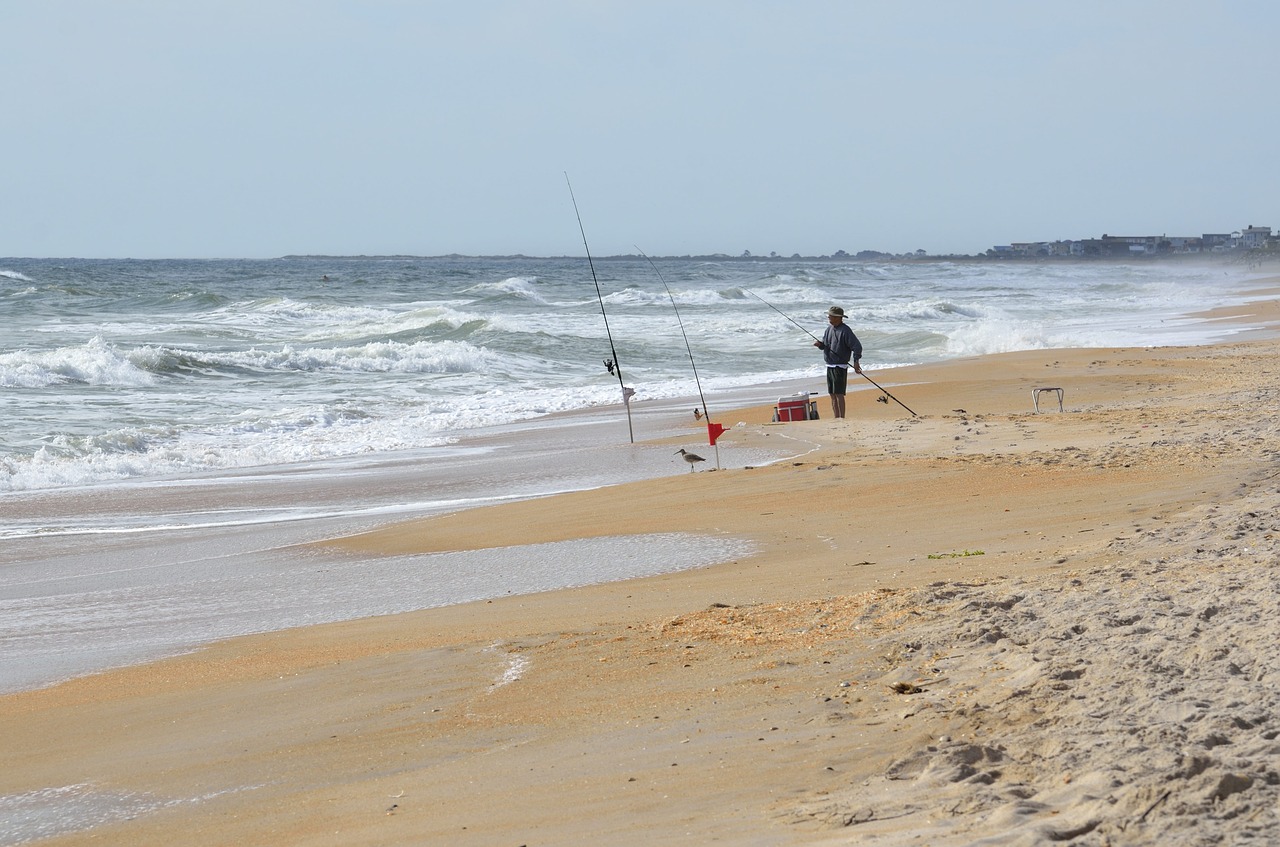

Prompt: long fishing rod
xmin=637 ymin=247 xmax=726 ymax=465
xmin=565 ymin=174 xmax=634 ymax=443
xmin=745 ymin=288 xmax=920 ymax=418
xmin=744 ymin=288 xmax=820 ymax=343
xmin=637 ymin=247 xmax=708 ymax=418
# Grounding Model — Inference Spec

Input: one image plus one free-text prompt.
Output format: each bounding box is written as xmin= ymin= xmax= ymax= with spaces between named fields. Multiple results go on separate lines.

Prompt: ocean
xmin=1 ymin=255 xmax=1268 ymax=495
xmin=0 ymin=255 xmax=1274 ymax=696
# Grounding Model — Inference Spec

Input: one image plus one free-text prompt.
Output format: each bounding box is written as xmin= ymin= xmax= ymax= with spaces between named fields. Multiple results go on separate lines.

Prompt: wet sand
xmin=4 ymin=293 xmax=1280 ymax=845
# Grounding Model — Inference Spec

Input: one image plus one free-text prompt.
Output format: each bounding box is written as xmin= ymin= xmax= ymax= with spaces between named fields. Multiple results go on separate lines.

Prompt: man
xmin=813 ymin=306 xmax=862 ymax=418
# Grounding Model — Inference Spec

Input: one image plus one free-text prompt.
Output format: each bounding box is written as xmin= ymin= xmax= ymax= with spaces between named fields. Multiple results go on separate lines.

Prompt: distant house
xmin=1202 ymin=233 xmax=1232 ymax=252
xmin=1100 ymin=234 xmax=1163 ymax=255
xmin=1241 ymin=225 xmax=1272 ymax=249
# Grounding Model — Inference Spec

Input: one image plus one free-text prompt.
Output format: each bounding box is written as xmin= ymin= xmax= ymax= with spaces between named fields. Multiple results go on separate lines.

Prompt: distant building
xmin=1100 ymin=234 xmax=1164 ymax=255
xmin=1241 ymin=225 xmax=1272 ymax=249
xmin=988 ymin=224 xmax=1274 ymax=259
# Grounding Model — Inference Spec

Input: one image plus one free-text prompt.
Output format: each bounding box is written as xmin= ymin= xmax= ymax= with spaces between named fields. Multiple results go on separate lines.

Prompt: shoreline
xmin=5 ymin=308 xmax=1280 ymax=843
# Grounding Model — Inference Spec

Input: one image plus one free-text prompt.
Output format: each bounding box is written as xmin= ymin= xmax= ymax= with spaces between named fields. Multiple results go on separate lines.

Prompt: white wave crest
xmin=942 ymin=319 xmax=1052 ymax=356
xmin=0 ymin=337 xmax=156 ymax=388
xmin=212 ymin=297 xmax=405 ymax=330
xmin=197 ymin=339 xmax=495 ymax=375
xmin=863 ymin=299 xmax=988 ymax=322
xmin=464 ymin=276 xmax=551 ymax=305
xmin=602 ymin=287 xmax=744 ymax=307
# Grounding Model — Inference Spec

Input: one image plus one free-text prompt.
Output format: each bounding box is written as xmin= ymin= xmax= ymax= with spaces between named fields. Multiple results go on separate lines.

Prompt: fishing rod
xmin=745 ymin=289 xmax=919 ymax=418
xmin=744 ymin=288 xmax=820 ymax=343
xmin=857 ymin=371 xmax=919 ymax=418
xmin=565 ymin=174 xmax=634 ymax=443
xmin=637 ymin=247 xmax=708 ymax=418
xmin=637 ymin=247 xmax=725 ymax=465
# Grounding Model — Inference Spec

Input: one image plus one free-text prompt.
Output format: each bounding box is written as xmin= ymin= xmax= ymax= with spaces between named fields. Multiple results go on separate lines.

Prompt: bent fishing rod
xmin=565 ymin=173 xmax=634 ymax=442
xmin=744 ymin=289 xmax=919 ymax=418
xmin=636 ymin=247 xmax=709 ymax=420
xmin=637 ymin=245 xmax=727 ymax=468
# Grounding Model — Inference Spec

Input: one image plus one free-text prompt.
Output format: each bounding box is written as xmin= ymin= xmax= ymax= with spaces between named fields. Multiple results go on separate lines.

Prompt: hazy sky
xmin=5 ymin=1 xmax=1277 ymax=258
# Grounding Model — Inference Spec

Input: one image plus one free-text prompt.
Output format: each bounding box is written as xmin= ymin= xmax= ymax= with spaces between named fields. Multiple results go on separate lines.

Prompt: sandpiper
xmin=676 ymin=448 xmax=705 ymax=472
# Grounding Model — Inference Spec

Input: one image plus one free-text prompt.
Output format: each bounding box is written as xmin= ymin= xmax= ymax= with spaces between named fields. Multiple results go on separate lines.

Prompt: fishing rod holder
xmin=1032 ymin=387 xmax=1064 ymax=413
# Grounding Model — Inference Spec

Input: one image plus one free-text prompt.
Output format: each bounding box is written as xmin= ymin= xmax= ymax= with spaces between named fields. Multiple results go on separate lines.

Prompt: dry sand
xmin=4 ymin=309 xmax=1280 ymax=845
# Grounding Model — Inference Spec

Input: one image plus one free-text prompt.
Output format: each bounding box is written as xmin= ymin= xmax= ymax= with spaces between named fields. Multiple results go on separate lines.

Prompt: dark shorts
xmin=826 ymin=366 xmax=848 ymax=395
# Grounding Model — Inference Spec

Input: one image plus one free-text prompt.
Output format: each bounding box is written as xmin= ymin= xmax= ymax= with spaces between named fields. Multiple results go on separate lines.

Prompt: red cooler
xmin=775 ymin=393 xmax=812 ymax=422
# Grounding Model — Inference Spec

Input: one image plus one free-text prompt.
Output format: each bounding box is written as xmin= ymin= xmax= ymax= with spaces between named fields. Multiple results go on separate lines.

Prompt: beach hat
xmin=827 ymin=306 xmax=845 ymax=318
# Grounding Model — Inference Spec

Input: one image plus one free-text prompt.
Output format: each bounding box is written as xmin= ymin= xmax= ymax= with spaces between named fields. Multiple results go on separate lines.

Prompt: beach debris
xmin=676 ymin=448 xmax=706 ymax=472
xmin=890 ymin=681 xmax=924 ymax=695
xmin=877 ymin=395 xmax=888 ymax=404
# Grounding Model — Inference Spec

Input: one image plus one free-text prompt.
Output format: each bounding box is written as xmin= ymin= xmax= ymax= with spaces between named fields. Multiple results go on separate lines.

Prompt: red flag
xmin=707 ymin=422 xmax=725 ymax=446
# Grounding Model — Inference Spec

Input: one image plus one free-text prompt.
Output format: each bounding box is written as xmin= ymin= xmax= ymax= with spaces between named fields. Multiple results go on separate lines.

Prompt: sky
xmin=3 ymin=1 xmax=1277 ymax=259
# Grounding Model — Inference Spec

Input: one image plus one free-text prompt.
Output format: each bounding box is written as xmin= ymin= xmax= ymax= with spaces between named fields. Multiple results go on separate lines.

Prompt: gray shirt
xmin=820 ymin=322 xmax=862 ymax=367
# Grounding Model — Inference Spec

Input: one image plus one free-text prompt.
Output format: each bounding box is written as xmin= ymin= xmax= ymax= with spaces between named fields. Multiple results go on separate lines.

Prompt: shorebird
xmin=693 ymin=408 xmax=703 ymax=421
xmin=676 ymin=448 xmax=705 ymax=472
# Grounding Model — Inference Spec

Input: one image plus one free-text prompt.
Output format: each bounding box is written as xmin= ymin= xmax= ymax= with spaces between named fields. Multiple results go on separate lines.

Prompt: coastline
xmin=4 ymin=305 xmax=1280 ymax=844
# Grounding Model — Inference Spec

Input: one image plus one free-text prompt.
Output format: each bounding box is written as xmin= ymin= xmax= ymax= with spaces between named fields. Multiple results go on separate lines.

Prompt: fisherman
xmin=813 ymin=306 xmax=862 ymax=419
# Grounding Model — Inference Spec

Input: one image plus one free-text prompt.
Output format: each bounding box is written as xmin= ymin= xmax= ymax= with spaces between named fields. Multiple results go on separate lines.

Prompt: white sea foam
xmin=463 ymin=275 xmax=551 ymax=304
xmin=602 ymin=286 xmax=743 ymax=307
xmin=0 ymin=784 xmax=171 ymax=845
xmin=0 ymin=337 xmax=157 ymax=388
xmin=0 ymin=782 xmax=255 ymax=846
xmin=0 ymin=364 xmax=810 ymax=492
xmin=193 ymin=338 xmax=496 ymax=374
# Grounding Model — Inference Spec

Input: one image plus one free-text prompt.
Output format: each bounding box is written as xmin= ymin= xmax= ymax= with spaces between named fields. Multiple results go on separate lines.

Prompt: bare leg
xmin=831 ymin=394 xmax=846 ymax=418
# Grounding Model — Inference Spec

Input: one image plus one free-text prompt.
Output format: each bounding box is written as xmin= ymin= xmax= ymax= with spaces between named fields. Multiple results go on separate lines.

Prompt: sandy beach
xmin=4 ymin=288 xmax=1280 ymax=846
